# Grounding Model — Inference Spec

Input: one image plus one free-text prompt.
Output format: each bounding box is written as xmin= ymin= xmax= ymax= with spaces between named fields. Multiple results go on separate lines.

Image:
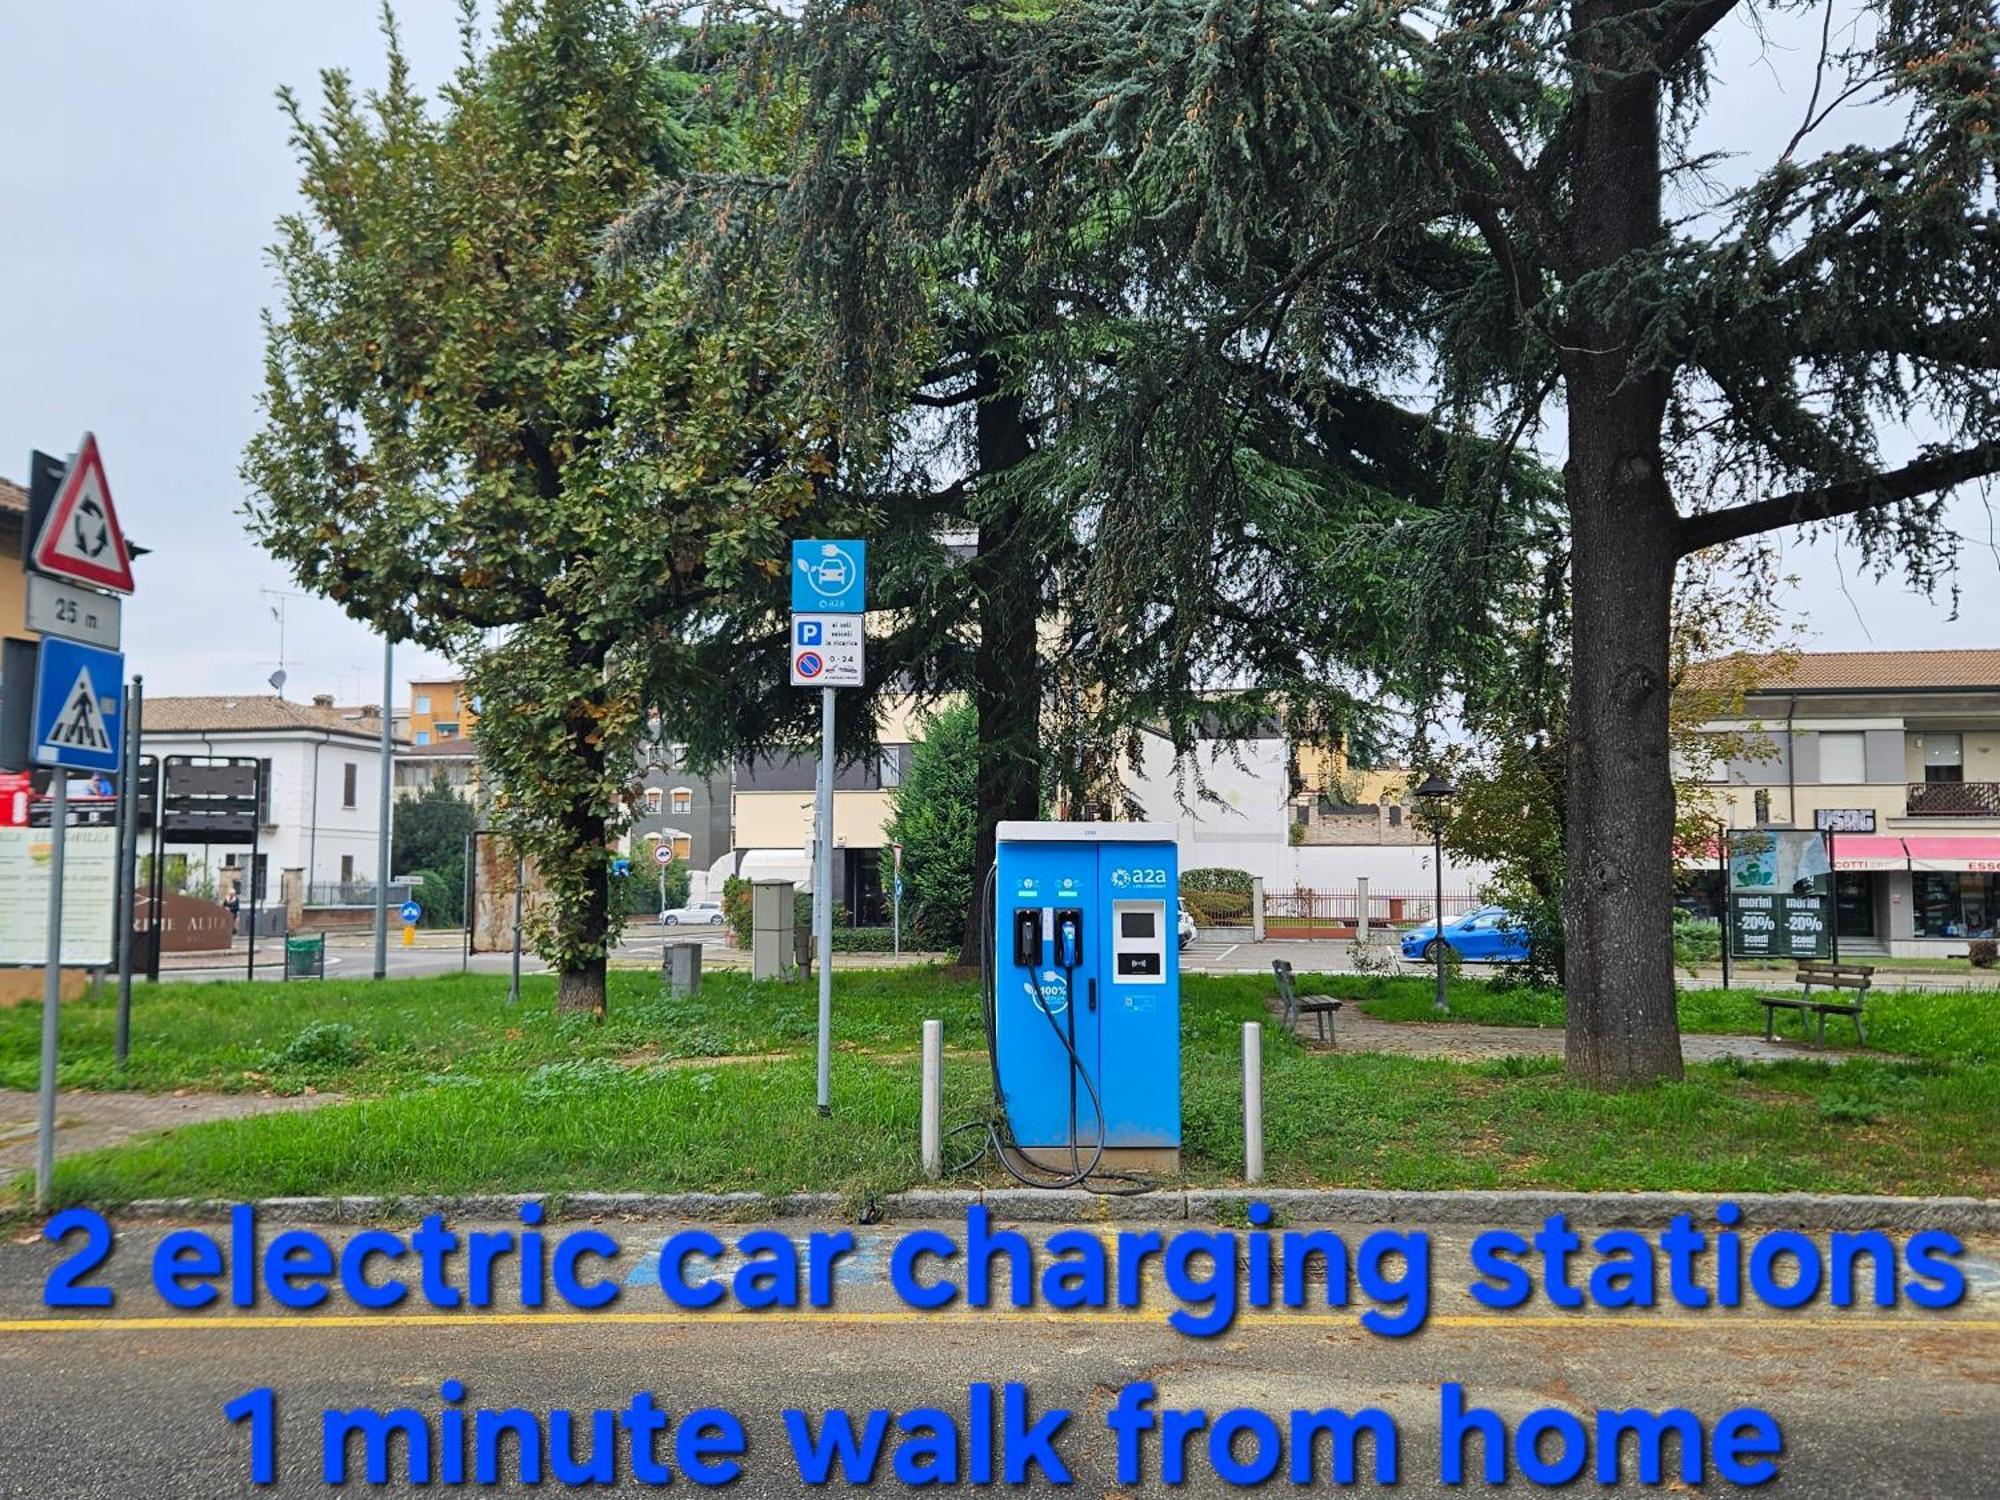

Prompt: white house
xmin=141 ymin=694 xmax=396 ymax=908
xmin=1126 ymin=723 xmax=1495 ymax=901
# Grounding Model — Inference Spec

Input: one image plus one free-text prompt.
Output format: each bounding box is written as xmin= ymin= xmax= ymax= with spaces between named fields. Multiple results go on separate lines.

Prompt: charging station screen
xmin=1120 ymin=911 xmax=1153 ymax=938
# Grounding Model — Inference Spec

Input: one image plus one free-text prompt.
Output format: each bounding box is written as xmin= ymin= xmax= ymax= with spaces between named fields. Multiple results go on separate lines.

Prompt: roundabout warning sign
xmin=31 ymin=432 xmax=135 ymax=594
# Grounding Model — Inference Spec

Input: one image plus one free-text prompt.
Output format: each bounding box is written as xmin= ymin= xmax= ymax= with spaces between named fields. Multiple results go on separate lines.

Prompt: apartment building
xmin=1688 ymin=649 xmax=2000 ymax=956
xmin=408 ymin=678 xmax=477 ymax=746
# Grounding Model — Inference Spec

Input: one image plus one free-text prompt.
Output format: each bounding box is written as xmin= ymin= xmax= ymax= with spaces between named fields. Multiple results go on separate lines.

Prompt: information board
xmin=1727 ymin=828 xmax=1832 ymax=961
xmin=0 ymin=824 xmax=118 ymax=966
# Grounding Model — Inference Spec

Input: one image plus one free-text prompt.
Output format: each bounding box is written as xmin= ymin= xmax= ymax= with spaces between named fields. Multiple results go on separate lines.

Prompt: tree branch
xmin=1676 ymin=441 xmax=2000 ymax=554
xmin=1653 ymin=0 xmax=1744 ymax=72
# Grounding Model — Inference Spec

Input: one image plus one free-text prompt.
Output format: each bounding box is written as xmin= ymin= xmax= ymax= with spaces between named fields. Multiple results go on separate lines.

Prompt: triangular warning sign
xmin=32 ymin=432 xmax=134 ymax=593
xmin=43 ymin=662 xmax=114 ymax=755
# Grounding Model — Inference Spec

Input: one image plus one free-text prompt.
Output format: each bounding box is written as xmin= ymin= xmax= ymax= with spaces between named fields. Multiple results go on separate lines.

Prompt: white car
xmin=1177 ymin=898 xmax=1196 ymax=950
xmin=662 ymin=900 xmax=725 ymax=927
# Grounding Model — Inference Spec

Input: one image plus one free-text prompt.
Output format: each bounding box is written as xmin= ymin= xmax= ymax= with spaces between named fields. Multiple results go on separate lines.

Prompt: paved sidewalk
xmin=0 ymin=1089 xmax=335 ymax=1176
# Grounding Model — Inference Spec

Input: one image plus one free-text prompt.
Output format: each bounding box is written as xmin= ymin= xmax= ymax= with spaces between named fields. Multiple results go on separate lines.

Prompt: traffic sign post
xmin=892 ymin=842 xmax=904 ymax=958
xmin=31 ymin=636 xmax=124 ymax=774
xmin=24 ymin=435 xmax=136 ymax=1210
xmin=790 ymin=540 xmax=867 ymax=1117
xmin=30 ymin=433 xmax=135 ymax=594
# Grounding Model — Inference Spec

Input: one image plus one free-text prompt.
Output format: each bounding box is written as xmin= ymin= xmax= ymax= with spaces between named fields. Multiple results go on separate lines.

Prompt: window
xmin=1923 ymin=733 xmax=1964 ymax=784
xmin=258 ymin=759 xmax=273 ymax=824
xmin=670 ymin=787 xmax=693 ymax=815
xmin=1753 ymin=789 xmax=1772 ymax=823
xmin=340 ymin=854 xmax=355 ymax=884
xmin=342 ymin=762 xmax=358 ymax=809
xmin=879 ymin=750 xmax=902 ymax=789
xmin=643 ymin=788 xmax=663 ymax=815
xmin=252 ymin=854 xmax=268 ymax=900
xmin=415 ymin=731 xmax=430 ymax=746
xmin=416 ymin=695 xmax=432 ymax=715
xmin=1818 ymin=731 xmax=1866 ymax=784
xmin=670 ymin=835 xmax=692 ymax=861
xmin=1913 ymin=872 xmax=1997 ymax=938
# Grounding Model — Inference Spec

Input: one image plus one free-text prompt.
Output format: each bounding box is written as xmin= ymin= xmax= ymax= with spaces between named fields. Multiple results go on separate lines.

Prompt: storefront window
xmin=1913 ymin=872 xmax=1998 ymax=938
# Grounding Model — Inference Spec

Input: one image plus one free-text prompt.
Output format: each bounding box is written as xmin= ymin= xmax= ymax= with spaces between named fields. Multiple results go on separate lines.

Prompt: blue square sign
xmin=791 ymin=539 xmax=866 ymax=614
xmin=31 ymin=636 xmax=124 ymax=772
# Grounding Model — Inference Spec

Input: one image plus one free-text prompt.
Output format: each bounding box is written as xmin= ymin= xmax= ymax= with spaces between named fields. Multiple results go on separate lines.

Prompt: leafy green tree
xmin=883 ymin=701 xmax=980 ymax=951
xmin=245 ymin=1 xmax=841 ymax=1013
xmin=965 ymin=0 xmax=1999 ymax=1084
xmin=392 ymin=771 xmax=476 ymax=926
xmin=622 ymin=4 xmax=1489 ymax=962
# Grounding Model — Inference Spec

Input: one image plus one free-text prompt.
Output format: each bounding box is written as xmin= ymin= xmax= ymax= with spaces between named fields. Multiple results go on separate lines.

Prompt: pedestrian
xmin=224 ymin=884 xmax=242 ymax=923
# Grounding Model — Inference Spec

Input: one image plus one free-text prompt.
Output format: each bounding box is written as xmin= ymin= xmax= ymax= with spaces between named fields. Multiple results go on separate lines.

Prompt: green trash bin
xmin=284 ymin=935 xmax=324 ymax=980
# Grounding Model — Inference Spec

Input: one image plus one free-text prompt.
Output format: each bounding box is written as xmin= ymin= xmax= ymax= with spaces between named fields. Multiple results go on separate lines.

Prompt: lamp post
xmin=1414 ymin=772 xmax=1456 ymax=1015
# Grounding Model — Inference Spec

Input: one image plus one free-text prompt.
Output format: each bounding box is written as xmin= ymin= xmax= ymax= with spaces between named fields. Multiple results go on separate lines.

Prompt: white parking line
xmin=1214 ymin=943 xmax=1239 ymax=961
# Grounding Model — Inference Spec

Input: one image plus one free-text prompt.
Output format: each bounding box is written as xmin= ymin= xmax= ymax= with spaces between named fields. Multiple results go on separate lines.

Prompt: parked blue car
xmin=1400 ymin=905 xmax=1531 ymax=964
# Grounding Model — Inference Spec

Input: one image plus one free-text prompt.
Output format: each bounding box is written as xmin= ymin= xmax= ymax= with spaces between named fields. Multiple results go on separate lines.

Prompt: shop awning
xmin=1828 ymin=835 xmax=1910 ymax=872
xmin=1903 ymin=836 xmax=2000 ymax=874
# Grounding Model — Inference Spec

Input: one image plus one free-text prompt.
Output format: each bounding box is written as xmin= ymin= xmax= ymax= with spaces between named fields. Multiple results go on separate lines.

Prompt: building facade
xmin=140 ymin=695 xmax=396 ymax=908
xmin=1688 ymin=649 xmax=2000 ymax=956
xmin=408 ymin=678 xmax=477 ymax=747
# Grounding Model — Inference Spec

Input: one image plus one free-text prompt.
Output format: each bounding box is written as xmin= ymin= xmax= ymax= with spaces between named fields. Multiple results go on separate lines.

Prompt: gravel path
xmin=0 ymin=1089 xmax=336 ymax=1176
xmin=1283 ymin=1004 xmax=1877 ymax=1064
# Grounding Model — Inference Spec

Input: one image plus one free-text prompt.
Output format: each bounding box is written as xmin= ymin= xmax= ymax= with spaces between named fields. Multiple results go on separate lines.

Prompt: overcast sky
xmin=0 ymin=3 xmax=1990 ymax=709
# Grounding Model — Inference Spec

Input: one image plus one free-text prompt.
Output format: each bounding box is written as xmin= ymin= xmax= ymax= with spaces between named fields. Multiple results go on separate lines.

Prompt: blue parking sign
xmin=791 ymin=539 xmax=866 ymax=614
xmin=31 ymin=636 xmax=124 ymax=773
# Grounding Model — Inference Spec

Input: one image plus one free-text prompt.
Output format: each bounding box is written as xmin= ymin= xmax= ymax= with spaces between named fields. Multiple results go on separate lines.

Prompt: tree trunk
xmin=1559 ymin=3 xmax=1682 ymax=1084
xmin=956 ymin=373 xmax=1041 ymax=966
xmin=558 ymin=956 xmax=607 ymax=1015
xmin=555 ymin=694 xmax=611 ymax=1017
xmin=1561 ymin=439 xmax=1682 ymax=1084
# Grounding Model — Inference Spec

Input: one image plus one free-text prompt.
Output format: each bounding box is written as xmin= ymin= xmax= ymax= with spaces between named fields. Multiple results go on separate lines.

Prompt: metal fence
xmin=305 ymin=880 xmax=414 ymax=909
xmin=1261 ymin=889 xmax=1481 ymax=939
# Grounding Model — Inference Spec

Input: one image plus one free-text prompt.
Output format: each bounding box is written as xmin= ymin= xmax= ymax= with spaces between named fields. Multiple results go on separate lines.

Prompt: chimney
xmin=312 ymin=693 xmax=335 ymax=709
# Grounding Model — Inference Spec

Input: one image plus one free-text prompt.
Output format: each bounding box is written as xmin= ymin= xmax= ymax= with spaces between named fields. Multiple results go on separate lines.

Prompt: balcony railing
xmin=1906 ymin=781 xmax=2000 ymax=817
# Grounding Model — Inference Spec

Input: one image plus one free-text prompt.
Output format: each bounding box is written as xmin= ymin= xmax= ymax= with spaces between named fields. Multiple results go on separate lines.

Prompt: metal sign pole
xmin=509 ymin=851 xmax=525 ymax=1006
xmin=373 ymin=638 xmax=393 ymax=980
xmin=1825 ymin=828 xmax=1838 ymax=964
xmin=892 ymin=844 xmax=902 ymax=958
xmin=245 ymin=763 xmax=262 ymax=982
xmin=815 ymin=684 xmax=835 ymax=1116
xmin=1717 ymin=824 xmax=1731 ymax=990
xmin=114 ymin=677 xmax=143 ymax=1062
xmin=35 ymin=776 xmax=69 ymax=1210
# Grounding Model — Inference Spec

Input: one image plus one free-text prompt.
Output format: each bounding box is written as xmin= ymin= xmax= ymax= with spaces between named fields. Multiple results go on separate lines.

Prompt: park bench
xmin=1273 ymin=958 xmax=1342 ymax=1045
xmin=1757 ymin=959 xmax=1874 ymax=1048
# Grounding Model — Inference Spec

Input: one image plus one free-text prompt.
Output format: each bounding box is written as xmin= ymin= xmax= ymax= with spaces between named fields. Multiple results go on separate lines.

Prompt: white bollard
xmin=1251 ymin=876 xmax=1267 ymax=942
xmin=921 ymin=1019 xmax=944 ymax=1179
xmin=1243 ymin=1021 xmax=1264 ymax=1184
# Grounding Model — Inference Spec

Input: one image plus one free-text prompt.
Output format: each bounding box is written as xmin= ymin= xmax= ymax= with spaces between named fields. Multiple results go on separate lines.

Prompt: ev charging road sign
xmin=30 ymin=433 xmax=135 ymax=594
xmin=789 ymin=613 xmax=864 ymax=686
xmin=790 ymin=539 xmax=866 ymax=614
xmin=31 ymin=636 xmax=124 ymax=772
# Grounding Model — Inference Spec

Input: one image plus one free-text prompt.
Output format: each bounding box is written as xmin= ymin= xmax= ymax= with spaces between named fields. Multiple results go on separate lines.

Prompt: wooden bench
xmin=1758 ymin=959 xmax=1874 ymax=1047
xmin=1273 ymin=959 xmax=1342 ymax=1044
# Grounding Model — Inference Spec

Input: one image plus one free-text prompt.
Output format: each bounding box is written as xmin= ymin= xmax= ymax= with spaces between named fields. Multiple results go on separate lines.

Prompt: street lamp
xmin=1414 ymin=772 xmax=1456 ymax=1015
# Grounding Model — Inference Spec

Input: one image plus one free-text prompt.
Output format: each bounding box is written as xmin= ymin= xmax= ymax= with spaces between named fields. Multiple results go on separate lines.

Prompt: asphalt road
xmin=1 ymin=1218 xmax=1994 ymax=1496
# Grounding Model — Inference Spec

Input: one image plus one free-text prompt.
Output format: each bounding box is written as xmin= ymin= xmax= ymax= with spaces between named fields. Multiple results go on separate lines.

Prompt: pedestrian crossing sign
xmin=31 ymin=636 xmax=124 ymax=772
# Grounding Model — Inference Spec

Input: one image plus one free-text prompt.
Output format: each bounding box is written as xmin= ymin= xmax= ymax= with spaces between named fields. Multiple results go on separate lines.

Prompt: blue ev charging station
xmin=990 ymin=822 xmax=1181 ymax=1180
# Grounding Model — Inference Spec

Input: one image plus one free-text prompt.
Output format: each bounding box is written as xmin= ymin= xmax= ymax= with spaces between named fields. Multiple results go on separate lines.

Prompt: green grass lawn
xmin=9 ymin=969 xmax=1998 ymax=1211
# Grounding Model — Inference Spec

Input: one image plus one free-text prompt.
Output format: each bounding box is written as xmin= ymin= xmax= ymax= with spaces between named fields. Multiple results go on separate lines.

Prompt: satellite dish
xmin=268 ymin=669 xmax=288 ymax=696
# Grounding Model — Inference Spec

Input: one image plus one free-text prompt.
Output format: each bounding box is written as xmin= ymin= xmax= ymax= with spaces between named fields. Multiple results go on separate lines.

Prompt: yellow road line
xmin=0 ymin=1311 xmax=1993 ymax=1334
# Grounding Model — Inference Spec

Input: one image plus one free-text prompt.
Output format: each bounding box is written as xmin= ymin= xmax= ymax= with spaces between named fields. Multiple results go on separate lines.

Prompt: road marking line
xmin=0 ymin=1312 xmax=1992 ymax=1335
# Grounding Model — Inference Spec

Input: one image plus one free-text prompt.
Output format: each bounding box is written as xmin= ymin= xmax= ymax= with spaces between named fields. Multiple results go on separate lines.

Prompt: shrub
xmin=269 ymin=1021 xmax=364 ymax=1070
xmin=1970 ymin=939 xmax=1997 ymax=969
xmin=1181 ymin=867 xmax=1254 ymax=895
xmin=721 ymin=875 xmax=752 ymax=947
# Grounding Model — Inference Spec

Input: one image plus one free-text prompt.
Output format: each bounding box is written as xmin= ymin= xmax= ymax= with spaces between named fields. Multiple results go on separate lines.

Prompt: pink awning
xmin=1903 ymin=836 xmax=2000 ymax=874
xmin=1829 ymin=835 xmax=1909 ymax=872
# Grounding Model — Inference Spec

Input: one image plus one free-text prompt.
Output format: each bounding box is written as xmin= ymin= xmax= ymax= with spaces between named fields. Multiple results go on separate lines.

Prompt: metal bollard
xmin=1243 ymin=1020 xmax=1264 ymax=1184
xmin=921 ymin=1019 xmax=944 ymax=1179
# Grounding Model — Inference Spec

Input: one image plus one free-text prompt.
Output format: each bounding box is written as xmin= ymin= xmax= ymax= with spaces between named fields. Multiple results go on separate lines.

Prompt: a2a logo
xmin=1112 ymin=866 xmax=1168 ymax=888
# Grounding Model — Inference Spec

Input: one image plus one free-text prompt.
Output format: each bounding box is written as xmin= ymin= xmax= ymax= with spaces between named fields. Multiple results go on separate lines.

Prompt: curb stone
xmin=109 ymin=1188 xmax=2000 ymax=1233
